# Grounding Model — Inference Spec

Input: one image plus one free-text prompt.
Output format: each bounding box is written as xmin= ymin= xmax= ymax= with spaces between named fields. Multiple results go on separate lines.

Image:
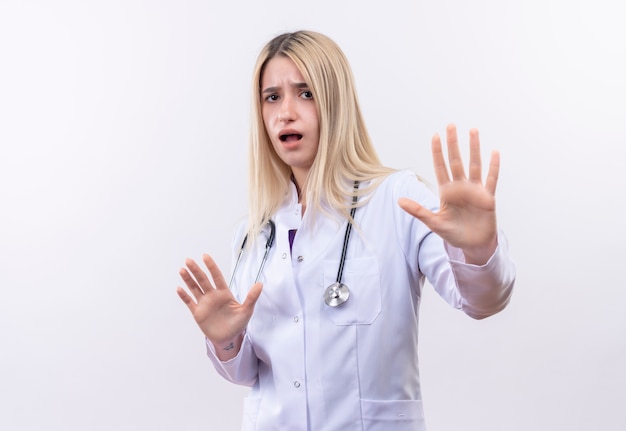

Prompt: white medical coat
xmin=206 ymin=170 xmax=516 ymax=431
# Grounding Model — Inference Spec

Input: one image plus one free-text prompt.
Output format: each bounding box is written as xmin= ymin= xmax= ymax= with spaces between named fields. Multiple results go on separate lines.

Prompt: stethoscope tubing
xmin=228 ymin=181 xmax=358 ymax=306
xmin=255 ymin=220 xmax=275 ymax=283
xmin=335 ymin=182 xmax=359 ymax=285
xmin=229 ymin=220 xmax=276 ymax=288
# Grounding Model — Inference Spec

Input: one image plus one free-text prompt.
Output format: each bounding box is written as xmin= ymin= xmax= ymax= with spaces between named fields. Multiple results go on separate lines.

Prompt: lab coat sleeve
xmin=205 ymin=333 xmax=259 ymax=387
xmin=443 ymin=232 xmax=515 ymax=319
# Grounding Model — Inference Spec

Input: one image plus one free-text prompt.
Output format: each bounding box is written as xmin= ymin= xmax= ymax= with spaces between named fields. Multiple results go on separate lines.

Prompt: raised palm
xmin=399 ymin=124 xmax=499 ymax=265
xmin=177 ymin=254 xmax=262 ymax=347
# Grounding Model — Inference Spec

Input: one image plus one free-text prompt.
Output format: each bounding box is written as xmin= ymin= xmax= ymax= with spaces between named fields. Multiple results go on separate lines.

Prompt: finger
xmin=446 ymin=124 xmax=466 ymax=181
xmin=398 ymin=198 xmax=437 ymax=229
xmin=202 ymin=254 xmax=229 ymax=290
xmin=431 ymin=133 xmax=450 ymax=186
xmin=468 ymin=128 xmax=482 ymax=184
xmin=176 ymin=286 xmax=197 ymax=312
xmin=485 ymin=150 xmax=500 ymax=195
xmin=184 ymin=257 xmax=215 ymax=292
xmin=179 ymin=266 xmax=206 ymax=300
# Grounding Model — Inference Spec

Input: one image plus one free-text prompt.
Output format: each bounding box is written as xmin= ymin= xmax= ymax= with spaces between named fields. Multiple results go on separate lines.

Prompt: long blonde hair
xmin=247 ymin=30 xmax=394 ymax=237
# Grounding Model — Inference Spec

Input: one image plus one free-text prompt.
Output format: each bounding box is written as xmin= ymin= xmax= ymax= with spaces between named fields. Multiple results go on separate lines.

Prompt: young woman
xmin=177 ymin=30 xmax=515 ymax=431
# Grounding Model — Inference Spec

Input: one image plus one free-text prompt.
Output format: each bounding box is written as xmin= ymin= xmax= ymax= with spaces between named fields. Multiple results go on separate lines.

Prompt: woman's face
xmin=261 ymin=56 xmax=320 ymax=186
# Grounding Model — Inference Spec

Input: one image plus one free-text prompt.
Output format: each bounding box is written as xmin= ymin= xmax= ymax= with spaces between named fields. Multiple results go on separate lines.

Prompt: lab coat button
xmin=297 ymin=255 xmax=303 ymax=262
xmin=293 ymin=316 xmax=299 ymax=323
xmin=282 ymin=253 xmax=287 ymax=259
xmin=293 ymin=381 xmax=301 ymax=388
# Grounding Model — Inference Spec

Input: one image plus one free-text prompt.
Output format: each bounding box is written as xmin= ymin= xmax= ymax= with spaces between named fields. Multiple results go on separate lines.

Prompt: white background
xmin=1 ymin=0 xmax=624 ymax=430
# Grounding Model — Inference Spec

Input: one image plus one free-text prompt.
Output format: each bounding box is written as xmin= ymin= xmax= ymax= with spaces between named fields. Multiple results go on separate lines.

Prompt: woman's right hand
xmin=177 ymin=254 xmax=263 ymax=359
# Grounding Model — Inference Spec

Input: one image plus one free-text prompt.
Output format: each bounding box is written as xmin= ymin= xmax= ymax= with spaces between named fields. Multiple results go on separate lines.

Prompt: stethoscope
xmin=228 ymin=219 xmax=276 ymax=290
xmin=229 ymin=182 xmax=359 ymax=307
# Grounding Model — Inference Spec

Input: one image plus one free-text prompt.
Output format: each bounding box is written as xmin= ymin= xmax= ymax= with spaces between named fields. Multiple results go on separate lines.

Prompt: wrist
xmin=209 ymin=333 xmax=244 ymax=360
xmin=462 ymin=238 xmax=498 ymax=265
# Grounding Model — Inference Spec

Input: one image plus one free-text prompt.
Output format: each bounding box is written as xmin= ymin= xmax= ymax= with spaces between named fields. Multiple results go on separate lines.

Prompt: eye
xmin=264 ymin=94 xmax=279 ymax=102
xmin=300 ymin=90 xmax=314 ymax=100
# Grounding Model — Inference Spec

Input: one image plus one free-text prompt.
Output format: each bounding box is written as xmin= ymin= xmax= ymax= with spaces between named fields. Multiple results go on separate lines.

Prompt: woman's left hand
xmin=398 ymin=124 xmax=499 ymax=265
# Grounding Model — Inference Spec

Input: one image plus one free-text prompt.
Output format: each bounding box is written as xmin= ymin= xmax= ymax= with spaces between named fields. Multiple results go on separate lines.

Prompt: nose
xmin=277 ymin=96 xmax=296 ymax=123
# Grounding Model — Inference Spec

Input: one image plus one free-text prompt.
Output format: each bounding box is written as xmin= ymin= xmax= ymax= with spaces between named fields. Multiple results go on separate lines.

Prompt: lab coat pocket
xmin=323 ymin=256 xmax=381 ymax=325
xmin=241 ymin=396 xmax=262 ymax=431
xmin=361 ymin=399 xmax=425 ymax=431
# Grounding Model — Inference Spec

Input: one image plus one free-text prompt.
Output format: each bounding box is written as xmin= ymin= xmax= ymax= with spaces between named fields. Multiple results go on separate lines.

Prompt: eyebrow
xmin=262 ymin=82 xmax=309 ymax=94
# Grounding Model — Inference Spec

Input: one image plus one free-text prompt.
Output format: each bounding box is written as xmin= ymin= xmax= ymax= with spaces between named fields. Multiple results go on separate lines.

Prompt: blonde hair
xmin=247 ymin=30 xmax=394 ymax=237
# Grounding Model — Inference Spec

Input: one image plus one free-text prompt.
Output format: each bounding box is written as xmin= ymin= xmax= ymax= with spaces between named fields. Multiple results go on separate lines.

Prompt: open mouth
xmin=279 ymin=134 xmax=303 ymax=142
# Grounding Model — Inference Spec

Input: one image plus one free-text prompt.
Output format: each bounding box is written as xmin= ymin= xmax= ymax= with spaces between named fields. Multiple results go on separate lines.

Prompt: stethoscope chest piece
xmin=324 ymin=282 xmax=350 ymax=307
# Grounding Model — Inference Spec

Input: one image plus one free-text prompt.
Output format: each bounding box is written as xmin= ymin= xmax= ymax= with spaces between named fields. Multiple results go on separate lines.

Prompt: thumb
xmin=242 ymin=282 xmax=263 ymax=312
xmin=398 ymin=198 xmax=435 ymax=226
